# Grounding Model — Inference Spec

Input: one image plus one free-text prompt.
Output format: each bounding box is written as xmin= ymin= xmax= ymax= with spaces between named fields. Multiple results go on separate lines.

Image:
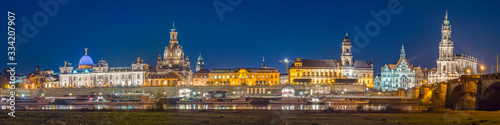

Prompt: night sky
xmin=1 ymin=0 xmax=500 ymax=75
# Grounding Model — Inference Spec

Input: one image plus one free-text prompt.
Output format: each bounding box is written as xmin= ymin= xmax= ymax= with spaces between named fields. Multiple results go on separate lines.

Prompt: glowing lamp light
xmin=73 ymin=71 xmax=77 ymax=74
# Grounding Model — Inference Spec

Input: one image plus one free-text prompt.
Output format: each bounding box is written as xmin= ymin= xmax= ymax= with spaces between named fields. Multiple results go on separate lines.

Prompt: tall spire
xmin=400 ymin=42 xmax=406 ymax=57
xmin=84 ymin=48 xmax=88 ymax=56
xmin=444 ymin=9 xmax=450 ymax=26
xmin=261 ymin=55 xmax=266 ymax=68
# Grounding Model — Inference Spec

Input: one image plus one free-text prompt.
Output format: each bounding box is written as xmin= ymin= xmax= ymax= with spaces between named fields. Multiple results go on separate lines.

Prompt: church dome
xmin=78 ymin=48 xmax=94 ymax=69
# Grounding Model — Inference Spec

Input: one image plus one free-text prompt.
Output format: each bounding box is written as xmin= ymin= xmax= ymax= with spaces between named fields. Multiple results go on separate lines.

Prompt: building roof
xmin=354 ymin=60 xmax=372 ymax=68
xmin=290 ymin=59 xmax=372 ymax=69
xmin=79 ymin=55 xmax=94 ymax=66
xmin=291 ymin=59 xmax=341 ymax=68
xmin=381 ymin=56 xmax=413 ymax=71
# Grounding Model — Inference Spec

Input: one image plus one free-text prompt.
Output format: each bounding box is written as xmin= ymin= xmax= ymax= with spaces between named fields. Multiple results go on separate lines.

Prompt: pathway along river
xmin=1 ymin=103 xmax=418 ymax=110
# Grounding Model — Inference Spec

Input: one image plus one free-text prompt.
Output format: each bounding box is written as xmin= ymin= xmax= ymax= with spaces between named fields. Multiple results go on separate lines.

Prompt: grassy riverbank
xmin=1 ymin=110 xmax=500 ymax=125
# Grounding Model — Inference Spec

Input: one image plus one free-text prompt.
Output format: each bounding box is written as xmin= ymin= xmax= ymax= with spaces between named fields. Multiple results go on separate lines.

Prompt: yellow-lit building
xmin=192 ymin=69 xmax=209 ymax=86
xmin=208 ymin=68 xmax=280 ymax=86
xmin=21 ymin=65 xmax=59 ymax=89
xmin=145 ymin=72 xmax=182 ymax=87
xmin=289 ymin=34 xmax=374 ymax=87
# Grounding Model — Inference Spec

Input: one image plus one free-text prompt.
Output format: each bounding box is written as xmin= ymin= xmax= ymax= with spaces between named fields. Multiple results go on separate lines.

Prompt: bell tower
xmin=170 ymin=21 xmax=178 ymax=44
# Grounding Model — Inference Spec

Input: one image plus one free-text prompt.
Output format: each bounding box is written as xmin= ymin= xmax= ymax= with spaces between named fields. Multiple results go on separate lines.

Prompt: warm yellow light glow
xmin=481 ymin=66 xmax=484 ymax=70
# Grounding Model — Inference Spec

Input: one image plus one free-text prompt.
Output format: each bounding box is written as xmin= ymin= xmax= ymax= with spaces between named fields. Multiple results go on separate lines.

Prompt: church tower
xmin=196 ymin=53 xmax=205 ymax=72
xmin=437 ymin=10 xmax=455 ymax=74
xmin=341 ymin=33 xmax=353 ymax=66
xmin=439 ymin=10 xmax=454 ymax=59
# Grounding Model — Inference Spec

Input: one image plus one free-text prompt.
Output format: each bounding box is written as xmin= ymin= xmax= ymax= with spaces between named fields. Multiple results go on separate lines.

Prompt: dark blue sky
xmin=2 ymin=0 xmax=500 ymax=75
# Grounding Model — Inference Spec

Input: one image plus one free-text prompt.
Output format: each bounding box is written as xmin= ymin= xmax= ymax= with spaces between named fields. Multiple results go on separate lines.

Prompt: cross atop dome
xmin=171 ymin=21 xmax=176 ymax=31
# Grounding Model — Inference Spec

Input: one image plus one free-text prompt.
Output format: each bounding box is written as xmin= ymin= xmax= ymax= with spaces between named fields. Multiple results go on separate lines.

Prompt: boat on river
xmin=0 ymin=96 xmax=51 ymax=105
xmin=64 ymin=93 xmax=155 ymax=105
xmin=177 ymin=97 xmax=252 ymax=104
xmin=269 ymin=98 xmax=307 ymax=104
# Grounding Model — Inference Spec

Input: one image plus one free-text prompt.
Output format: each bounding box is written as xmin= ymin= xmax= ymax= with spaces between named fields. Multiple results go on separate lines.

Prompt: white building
xmin=375 ymin=45 xmax=415 ymax=91
xmin=59 ymin=49 xmax=149 ymax=88
xmin=428 ymin=10 xmax=478 ymax=84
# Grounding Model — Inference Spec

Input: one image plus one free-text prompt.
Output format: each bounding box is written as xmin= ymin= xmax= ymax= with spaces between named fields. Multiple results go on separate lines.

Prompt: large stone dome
xmin=78 ymin=48 xmax=94 ymax=69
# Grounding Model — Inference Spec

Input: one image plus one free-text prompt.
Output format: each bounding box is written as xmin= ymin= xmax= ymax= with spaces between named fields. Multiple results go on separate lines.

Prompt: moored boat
xmin=0 ymin=96 xmax=51 ymax=105
xmin=324 ymin=97 xmax=369 ymax=104
xmin=269 ymin=98 xmax=307 ymax=104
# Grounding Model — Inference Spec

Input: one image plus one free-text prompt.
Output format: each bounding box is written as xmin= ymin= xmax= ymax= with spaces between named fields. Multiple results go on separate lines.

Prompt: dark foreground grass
xmin=1 ymin=110 xmax=500 ymax=125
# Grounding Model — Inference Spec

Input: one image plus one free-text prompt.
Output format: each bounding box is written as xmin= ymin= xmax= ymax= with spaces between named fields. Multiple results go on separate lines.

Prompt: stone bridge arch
xmin=476 ymin=76 xmax=500 ymax=110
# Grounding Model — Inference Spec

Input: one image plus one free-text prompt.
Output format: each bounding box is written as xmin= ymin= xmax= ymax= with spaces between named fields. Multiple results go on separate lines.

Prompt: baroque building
xmin=21 ymin=64 xmax=58 ymax=89
xmin=375 ymin=45 xmax=416 ymax=91
xmin=208 ymin=68 xmax=280 ymax=86
xmin=155 ymin=23 xmax=193 ymax=86
xmin=428 ymin=10 xmax=478 ymax=84
xmin=193 ymin=69 xmax=209 ymax=86
xmin=59 ymin=49 xmax=149 ymax=88
xmin=288 ymin=34 xmax=374 ymax=87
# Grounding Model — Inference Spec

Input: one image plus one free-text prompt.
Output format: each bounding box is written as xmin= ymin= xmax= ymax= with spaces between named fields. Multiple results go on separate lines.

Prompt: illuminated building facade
xmin=279 ymin=73 xmax=289 ymax=84
xmin=428 ymin=11 xmax=478 ymax=84
xmin=21 ymin=65 xmax=59 ymax=89
xmin=376 ymin=45 xmax=416 ymax=91
xmin=145 ymin=72 xmax=182 ymax=87
xmin=59 ymin=49 xmax=148 ymax=88
xmin=289 ymin=34 xmax=374 ymax=87
xmin=193 ymin=69 xmax=209 ymax=86
xmin=208 ymin=68 xmax=280 ymax=86
xmin=156 ymin=23 xmax=193 ymax=86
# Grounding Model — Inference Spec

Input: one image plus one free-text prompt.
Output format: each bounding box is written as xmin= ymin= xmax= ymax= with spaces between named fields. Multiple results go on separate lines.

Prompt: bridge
xmin=442 ymin=73 xmax=500 ymax=111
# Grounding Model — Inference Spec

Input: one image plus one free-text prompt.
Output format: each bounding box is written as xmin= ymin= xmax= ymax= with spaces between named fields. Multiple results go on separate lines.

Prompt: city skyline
xmin=2 ymin=0 xmax=500 ymax=74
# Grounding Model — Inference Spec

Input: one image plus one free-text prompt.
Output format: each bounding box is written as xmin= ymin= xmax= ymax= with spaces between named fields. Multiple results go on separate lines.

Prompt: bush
xmin=324 ymin=106 xmax=336 ymax=113
xmin=383 ymin=105 xmax=403 ymax=112
xmin=356 ymin=104 xmax=364 ymax=112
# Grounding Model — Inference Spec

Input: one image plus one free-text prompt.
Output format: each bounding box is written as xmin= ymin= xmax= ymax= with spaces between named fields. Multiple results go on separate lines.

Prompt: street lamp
xmin=279 ymin=59 xmax=290 ymax=73
xmin=481 ymin=66 xmax=485 ymax=75
xmin=466 ymin=69 xmax=470 ymax=75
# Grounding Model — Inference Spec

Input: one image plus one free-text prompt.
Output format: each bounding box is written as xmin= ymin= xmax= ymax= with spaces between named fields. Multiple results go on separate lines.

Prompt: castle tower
xmin=341 ymin=33 xmax=353 ymax=66
xmin=196 ymin=53 xmax=205 ymax=72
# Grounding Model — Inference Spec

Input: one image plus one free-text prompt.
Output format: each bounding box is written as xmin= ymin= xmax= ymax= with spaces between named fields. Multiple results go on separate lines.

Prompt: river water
xmin=1 ymin=104 xmax=418 ymax=111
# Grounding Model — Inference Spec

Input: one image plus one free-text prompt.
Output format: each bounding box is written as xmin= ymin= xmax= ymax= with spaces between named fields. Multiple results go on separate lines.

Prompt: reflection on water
xmin=1 ymin=104 xmax=416 ymax=110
